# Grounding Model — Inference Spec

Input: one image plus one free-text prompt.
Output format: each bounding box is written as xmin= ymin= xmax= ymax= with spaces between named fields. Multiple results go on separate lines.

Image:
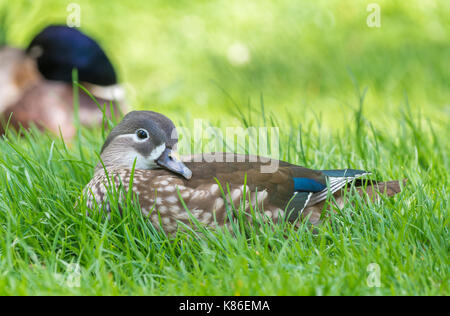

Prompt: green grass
xmin=0 ymin=0 xmax=448 ymax=295
xmin=0 ymin=95 xmax=448 ymax=295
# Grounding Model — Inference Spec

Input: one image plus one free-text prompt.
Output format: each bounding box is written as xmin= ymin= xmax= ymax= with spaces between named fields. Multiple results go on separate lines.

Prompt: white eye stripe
xmin=110 ymin=134 xmax=166 ymax=169
xmin=114 ymin=134 xmax=166 ymax=158
xmin=115 ymin=133 xmax=148 ymax=143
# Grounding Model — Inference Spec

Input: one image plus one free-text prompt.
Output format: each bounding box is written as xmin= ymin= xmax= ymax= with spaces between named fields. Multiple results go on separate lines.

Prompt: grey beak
xmin=156 ymin=148 xmax=192 ymax=180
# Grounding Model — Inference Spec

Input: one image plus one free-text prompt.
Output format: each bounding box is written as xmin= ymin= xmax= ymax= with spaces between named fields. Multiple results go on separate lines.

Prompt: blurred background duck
xmin=0 ymin=24 xmax=126 ymax=140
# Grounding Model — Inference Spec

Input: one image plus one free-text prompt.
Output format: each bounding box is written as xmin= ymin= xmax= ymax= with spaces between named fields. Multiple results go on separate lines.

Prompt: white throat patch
xmin=132 ymin=142 xmax=166 ymax=169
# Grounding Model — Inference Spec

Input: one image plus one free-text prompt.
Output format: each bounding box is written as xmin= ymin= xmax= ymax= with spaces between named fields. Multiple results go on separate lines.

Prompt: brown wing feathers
xmin=84 ymin=153 xmax=405 ymax=232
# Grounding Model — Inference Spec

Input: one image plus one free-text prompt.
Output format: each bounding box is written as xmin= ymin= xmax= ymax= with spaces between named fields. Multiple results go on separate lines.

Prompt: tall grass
xmin=0 ymin=94 xmax=447 ymax=295
xmin=0 ymin=0 xmax=447 ymax=296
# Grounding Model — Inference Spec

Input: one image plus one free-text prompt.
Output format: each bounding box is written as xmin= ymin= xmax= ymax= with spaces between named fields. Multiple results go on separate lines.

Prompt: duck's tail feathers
xmin=353 ymin=179 xmax=407 ymax=201
xmin=307 ymin=169 xmax=371 ymax=206
xmin=289 ymin=178 xmax=407 ymax=224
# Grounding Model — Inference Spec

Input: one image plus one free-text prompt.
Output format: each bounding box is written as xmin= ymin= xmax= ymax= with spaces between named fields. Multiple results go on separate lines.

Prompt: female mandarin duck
xmin=0 ymin=25 xmax=125 ymax=139
xmin=83 ymin=111 xmax=404 ymax=234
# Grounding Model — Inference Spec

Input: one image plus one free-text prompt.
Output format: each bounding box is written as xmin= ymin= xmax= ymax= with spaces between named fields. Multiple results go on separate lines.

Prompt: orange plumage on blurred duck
xmin=0 ymin=25 xmax=126 ymax=140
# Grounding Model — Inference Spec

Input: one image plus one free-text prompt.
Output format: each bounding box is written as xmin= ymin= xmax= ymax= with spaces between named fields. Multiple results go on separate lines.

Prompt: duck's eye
xmin=136 ymin=129 xmax=149 ymax=140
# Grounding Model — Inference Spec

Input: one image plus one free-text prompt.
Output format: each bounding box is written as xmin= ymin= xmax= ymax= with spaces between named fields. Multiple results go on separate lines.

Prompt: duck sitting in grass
xmin=82 ymin=111 xmax=405 ymax=234
xmin=0 ymin=25 xmax=126 ymax=140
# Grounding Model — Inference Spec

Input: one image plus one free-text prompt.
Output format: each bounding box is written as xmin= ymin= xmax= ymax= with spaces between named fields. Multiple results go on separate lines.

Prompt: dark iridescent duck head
xmin=27 ymin=25 xmax=117 ymax=86
xmin=98 ymin=111 xmax=192 ymax=179
xmin=0 ymin=25 xmax=125 ymax=139
xmin=84 ymin=111 xmax=405 ymax=234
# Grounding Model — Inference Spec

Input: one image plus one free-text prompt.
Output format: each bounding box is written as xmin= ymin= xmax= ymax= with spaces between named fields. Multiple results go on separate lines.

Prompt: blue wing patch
xmin=293 ymin=177 xmax=326 ymax=192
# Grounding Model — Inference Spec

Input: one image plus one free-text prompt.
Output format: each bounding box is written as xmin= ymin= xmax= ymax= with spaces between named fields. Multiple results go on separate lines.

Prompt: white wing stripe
xmin=306 ymin=172 xmax=370 ymax=206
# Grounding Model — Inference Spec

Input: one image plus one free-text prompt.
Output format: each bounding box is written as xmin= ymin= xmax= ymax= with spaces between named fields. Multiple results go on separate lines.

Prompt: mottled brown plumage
xmin=85 ymin=156 xmax=296 ymax=234
xmin=82 ymin=111 xmax=405 ymax=233
xmin=0 ymin=81 xmax=122 ymax=139
xmin=0 ymin=47 xmax=41 ymax=112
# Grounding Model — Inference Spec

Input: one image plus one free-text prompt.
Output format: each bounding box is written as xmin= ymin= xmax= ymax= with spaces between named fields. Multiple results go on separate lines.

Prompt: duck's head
xmin=26 ymin=25 xmax=117 ymax=86
xmin=97 ymin=111 xmax=192 ymax=179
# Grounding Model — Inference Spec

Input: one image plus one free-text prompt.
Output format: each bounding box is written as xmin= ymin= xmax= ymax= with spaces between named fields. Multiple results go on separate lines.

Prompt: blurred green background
xmin=0 ymin=1 xmax=448 ymax=296
xmin=1 ymin=0 xmax=449 ymax=130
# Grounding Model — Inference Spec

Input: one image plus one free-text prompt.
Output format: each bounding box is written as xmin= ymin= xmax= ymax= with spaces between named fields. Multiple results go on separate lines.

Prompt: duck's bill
xmin=156 ymin=148 xmax=192 ymax=180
